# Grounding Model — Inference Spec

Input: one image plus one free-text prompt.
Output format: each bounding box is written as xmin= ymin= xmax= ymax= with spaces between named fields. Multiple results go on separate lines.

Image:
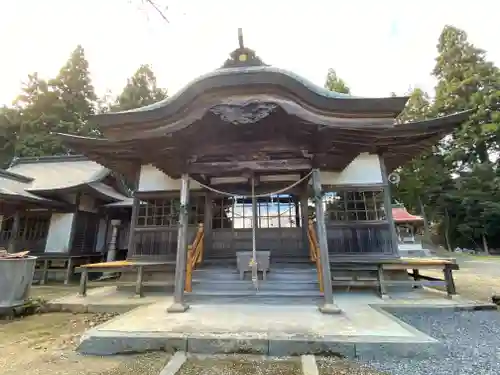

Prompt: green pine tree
xmin=428 ymin=25 xmax=500 ymax=251
xmin=0 ymin=106 xmax=20 ymax=167
xmin=432 ymin=25 xmax=500 ymax=167
xmin=393 ymin=88 xmax=451 ymax=242
xmin=12 ymin=46 xmax=98 ymax=157
xmin=13 ymin=73 xmax=63 ymax=157
xmin=111 ymin=64 xmax=167 ymax=111
xmin=324 ymin=68 xmax=350 ymax=94
xmin=50 ymin=44 xmax=98 ymax=136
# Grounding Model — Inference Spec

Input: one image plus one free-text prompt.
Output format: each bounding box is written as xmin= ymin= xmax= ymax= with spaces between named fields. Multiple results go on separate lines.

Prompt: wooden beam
xmin=188 ymin=158 xmax=312 ymax=174
xmin=191 ymin=140 xmax=309 ymax=158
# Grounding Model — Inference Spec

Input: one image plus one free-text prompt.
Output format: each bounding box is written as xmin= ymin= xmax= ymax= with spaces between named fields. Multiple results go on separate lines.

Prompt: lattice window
xmin=212 ymin=195 xmax=300 ymax=229
xmin=0 ymin=214 xmax=50 ymax=242
xmin=258 ymin=195 xmax=299 ymax=228
xmin=324 ymin=190 xmax=385 ymax=222
xmin=0 ymin=217 xmax=13 ymax=242
xmin=212 ymin=197 xmax=234 ymax=229
xmin=189 ymin=196 xmax=205 ymax=225
xmin=232 ymin=197 xmax=254 ymax=229
xmin=136 ymin=196 xmax=205 ymax=227
xmin=22 ymin=216 xmax=50 ymax=241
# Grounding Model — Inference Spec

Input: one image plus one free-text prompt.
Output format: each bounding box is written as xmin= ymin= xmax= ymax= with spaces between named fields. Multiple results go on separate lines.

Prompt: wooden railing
xmin=184 ymin=223 xmax=204 ymax=292
xmin=307 ymin=220 xmax=324 ymax=293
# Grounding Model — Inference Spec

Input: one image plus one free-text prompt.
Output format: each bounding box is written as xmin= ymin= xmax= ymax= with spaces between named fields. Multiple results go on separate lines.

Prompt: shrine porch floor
xmin=71 ymin=289 xmax=496 ymax=359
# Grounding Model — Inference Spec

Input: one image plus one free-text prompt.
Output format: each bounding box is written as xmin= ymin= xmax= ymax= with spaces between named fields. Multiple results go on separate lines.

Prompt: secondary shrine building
xmin=55 ymin=34 xmax=468 ymax=312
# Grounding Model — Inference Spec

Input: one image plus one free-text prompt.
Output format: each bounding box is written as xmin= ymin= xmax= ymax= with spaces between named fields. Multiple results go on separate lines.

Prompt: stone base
xmin=167 ymin=302 xmax=190 ymax=313
xmin=318 ymin=303 xmax=342 ymax=314
xmin=76 ymin=294 xmax=484 ymax=358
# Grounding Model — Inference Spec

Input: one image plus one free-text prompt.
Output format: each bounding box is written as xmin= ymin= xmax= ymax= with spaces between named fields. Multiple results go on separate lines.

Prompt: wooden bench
xmin=329 ymin=257 xmax=459 ymax=299
xmin=75 ymin=260 xmax=176 ymax=297
xmin=34 ymin=253 xmax=104 ymax=285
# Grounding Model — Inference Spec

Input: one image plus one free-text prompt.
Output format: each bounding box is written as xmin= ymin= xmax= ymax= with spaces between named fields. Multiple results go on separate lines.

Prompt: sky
xmin=1 ymin=0 xmax=499 ymax=106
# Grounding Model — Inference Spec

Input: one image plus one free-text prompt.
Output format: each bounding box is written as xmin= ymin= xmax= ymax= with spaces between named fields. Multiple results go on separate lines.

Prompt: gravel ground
xmin=317 ymin=357 xmax=387 ymax=374
xmin=364 ymin=309 xmax=500 ymax=375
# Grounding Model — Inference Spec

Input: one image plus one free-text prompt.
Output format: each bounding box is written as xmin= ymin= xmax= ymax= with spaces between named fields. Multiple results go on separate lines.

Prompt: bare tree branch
xmin=143 ymin=0 xmax=169 ymax=23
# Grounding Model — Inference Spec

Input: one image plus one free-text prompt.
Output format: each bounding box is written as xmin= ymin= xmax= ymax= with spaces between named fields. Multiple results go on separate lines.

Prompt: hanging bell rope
xmin=250 ymin=175 xmax=258 ymax=291
xmin=190 ymin=170 xmax=313 ymax=198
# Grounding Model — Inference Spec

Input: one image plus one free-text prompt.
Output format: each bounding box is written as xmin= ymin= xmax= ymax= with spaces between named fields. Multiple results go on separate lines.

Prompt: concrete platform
xmin=76 ymin=290 xmax=493 ymax=359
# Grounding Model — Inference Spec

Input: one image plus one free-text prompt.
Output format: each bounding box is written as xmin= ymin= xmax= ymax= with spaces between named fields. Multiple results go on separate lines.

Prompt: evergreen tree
xmin=12 ymin=46 xmax=98 ymax=157
xmin=50 ymin=44 xmax=98 ymax=136
xmin=324 ymin=68 xmax=350 ymax=94
xmin=111 ymin=65 xmax=167 ymax=111
xmin=393 ymin=88 xmax=432 ymax=212
xmin=394 ymin=88 xmax=450 ymax=240
xmin=13 ymin=73 xmax=63 ymax=157
xmin=424 ymin=25 xmax=500 ymax=251
xmin=432 ymin=25 xmax=500 ymax=167
xmin=0 ymin=106 xmax=20 ymax=167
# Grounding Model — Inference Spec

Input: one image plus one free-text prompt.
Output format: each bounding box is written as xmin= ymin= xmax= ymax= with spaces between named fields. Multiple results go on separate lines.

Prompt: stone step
xmin=192 ymin=279 xmax=320 ymax=291
xmin=266 ymin=271 xmax=318 ymax=280
xmin=184 ymin=294 xmax=324 ymax=305
xmin=193 ymin=269 xmax=318 ymax=282
xmin=187 ymin=289 xmax=323 ymax=297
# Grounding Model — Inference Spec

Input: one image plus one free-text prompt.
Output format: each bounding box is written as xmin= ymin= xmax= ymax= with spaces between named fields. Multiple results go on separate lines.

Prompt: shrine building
xmin=49 ymin=31 xmax=468 ymax=312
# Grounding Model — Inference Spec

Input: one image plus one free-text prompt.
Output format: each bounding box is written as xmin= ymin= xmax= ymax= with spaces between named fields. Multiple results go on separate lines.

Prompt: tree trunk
xmin=418 ymin=195 xmax=430 ymax=242
xmin=482 ymin=232 xmax=490 ymax=255
xmin=444 ymin=208 xmax=451 ymax=251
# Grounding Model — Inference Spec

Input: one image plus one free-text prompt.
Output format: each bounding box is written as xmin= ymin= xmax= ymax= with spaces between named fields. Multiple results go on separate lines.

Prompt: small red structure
xmin=392 ymin=206 xmax=424 ymax=224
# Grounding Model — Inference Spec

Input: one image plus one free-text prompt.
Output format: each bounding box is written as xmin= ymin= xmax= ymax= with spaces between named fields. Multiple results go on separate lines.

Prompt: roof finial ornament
xmin=238 ymin=28 xmax=244 ymax=49
xmin=220 ymin=28 xmax=267 ymax=69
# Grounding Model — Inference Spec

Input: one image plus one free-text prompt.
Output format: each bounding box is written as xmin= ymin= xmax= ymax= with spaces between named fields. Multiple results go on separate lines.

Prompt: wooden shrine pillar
xmin=168 ymin=173 xmax=190 ymax=313
xmin=311 ymin=169 xmax=341 ymax=314
xmin=7 ymin=210 xmax=21 ymax=253
xmin=127 ymin=167 xmax=142 ymax=259
xmin=299 ymin=179 xmax=309 ymax=253
xmin=67 ymin=192 xmax=81 ymax=253
xmin=378 ymin=154 xmax=400 ymax=257
xmin=203 ymin=191 xmax=213 ymax=255
xmin=127 ymin=196 xmax=140 ymax=258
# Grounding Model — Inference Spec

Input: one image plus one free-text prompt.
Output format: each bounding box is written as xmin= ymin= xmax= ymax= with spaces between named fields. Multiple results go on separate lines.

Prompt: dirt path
xmin=0 ymin=312 xmax=169 ymax=375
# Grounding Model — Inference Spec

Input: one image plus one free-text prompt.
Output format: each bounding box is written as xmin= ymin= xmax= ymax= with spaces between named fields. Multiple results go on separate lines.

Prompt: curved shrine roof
xmin=57 ymin=110 xmax=471 ymax=180
xmin=56 ymin=30 xmax=472 ymax=180
xmin=93 ymin=66 xmax=409 ymax=133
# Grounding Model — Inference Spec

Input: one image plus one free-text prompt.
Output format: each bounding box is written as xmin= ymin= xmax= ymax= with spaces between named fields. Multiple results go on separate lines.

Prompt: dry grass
xmin=422 ymin=269 xmax=500 ymax=303
xmin=0 ymin=312 xmax=169 ymax=375
xmin=1 ymin=282 xmax=169 ymax=375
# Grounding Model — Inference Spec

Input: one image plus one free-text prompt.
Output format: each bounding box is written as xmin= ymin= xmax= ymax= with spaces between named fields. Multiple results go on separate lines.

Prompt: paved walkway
xmin=75 ymin=290 xmax=492 ymax=359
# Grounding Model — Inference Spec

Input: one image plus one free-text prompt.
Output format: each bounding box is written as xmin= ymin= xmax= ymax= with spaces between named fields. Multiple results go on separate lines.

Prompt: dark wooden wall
xmin=326 ymin=222 xmax=394 ymax=256
xmin=209 ymin=227 xmax=305 ymax=259
xmin=128 ymin=225 xmax=198 ymax=261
